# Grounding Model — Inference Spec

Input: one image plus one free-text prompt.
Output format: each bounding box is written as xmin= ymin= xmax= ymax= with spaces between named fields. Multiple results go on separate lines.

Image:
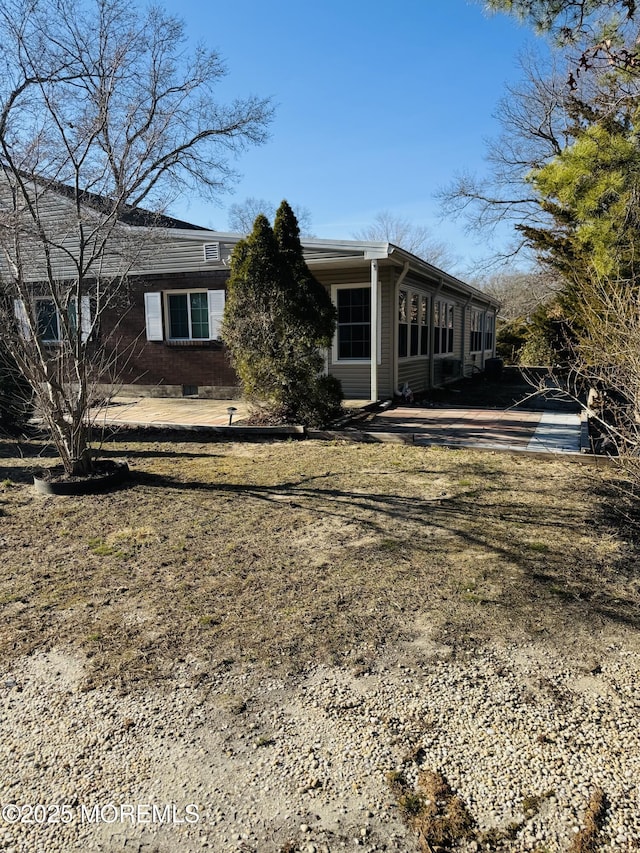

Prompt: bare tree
xmin=479 ymin=267 xmax=562 ymax=320
xmin=438 ymin=49 xmax=578 ymax=262
xmin=0 ymin=0 xmax=272 ymax=476
xmin=570 ymin=275 xmax=640 ymax=461
xmin=353 ymin=211 xmax=458 ymax=269
xmin=228 ymin=197 xmax=314 ymax=236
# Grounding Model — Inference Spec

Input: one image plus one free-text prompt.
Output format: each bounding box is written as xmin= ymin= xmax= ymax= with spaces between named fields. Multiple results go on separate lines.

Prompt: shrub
xmin=0 ymin=347 xmax=32 ymax=435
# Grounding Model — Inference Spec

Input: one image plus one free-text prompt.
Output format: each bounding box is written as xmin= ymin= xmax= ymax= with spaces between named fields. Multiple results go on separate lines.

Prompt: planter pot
xmin=33 ymin=460 xmax=130 ymax=495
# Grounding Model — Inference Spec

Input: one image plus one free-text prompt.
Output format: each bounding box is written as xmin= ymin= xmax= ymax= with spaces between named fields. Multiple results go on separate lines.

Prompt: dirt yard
xmin=0 ymin=436 xmax=638 ymax=851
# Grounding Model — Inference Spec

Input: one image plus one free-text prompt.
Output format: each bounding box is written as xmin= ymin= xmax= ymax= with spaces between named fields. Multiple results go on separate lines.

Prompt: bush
xmin=223 ymin=201 xmax=343 ymax=427
xmin=0 ymin=349 xmax=32 ymax=435
xmin=496 ymin=317 xmax=529 ymax=364
xmin=294 ymin=374 xmax=344 ymax=428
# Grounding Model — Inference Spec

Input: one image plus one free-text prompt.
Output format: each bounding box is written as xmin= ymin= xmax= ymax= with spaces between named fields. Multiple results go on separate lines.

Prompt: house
xmin=112 ymin=227 xmax=500 ymax=401
xmin=3 ymin=179 xmax=499 ymax=401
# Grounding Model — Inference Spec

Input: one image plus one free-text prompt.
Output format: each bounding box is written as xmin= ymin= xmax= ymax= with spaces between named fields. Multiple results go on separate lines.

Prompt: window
xmin=485 ymin=314 xmax=494 ymax=351
xmin=398 ymin=290 xmax=408 ymax=358
xmin=398 ymin=290 xmax=429 ymax=359
xmin=144 ymin=290 xmax=225 ymax=343
xmin=36 ymin=299 xmax=60 ymax=342
xmin=168 ymin=292 xmax=210 ymax=339
xmin=336 ymin=287 xmax=370 ymax=360
xmin=434 ymin=299 xmax=454 ymax=355
xmin=420 ymin=296 xmax=429 ymax=355
xmin=410 ymin=293 xmax=419 ymax=356
xmin=32 ymin=296 xmax=91 ymax=343
xmin=142 ymin=289 xmax=226 ymax=343
xmin=470 ymin=309 xmax=484 ymax=353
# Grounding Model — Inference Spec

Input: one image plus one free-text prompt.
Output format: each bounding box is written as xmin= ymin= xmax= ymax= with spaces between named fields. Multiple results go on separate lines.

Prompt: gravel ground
xmin=1 ymin=627 xmax=640 ymax=853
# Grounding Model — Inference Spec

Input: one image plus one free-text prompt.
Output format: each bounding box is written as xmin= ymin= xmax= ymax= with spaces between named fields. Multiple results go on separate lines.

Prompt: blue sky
xmin=161 ymin=0 xmax=547 ymax=274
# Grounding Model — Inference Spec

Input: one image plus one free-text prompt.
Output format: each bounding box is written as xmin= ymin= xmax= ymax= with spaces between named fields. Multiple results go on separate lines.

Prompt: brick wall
xmin=99 ymin=270 xmax=238 ymax=394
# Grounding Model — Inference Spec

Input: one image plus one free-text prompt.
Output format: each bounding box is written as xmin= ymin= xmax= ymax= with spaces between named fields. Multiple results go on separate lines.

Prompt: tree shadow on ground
xmin=130 ymin=466 xmax=640 ymax=640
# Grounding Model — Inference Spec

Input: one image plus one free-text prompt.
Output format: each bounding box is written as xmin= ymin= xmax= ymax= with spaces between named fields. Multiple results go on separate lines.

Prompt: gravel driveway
xmin=2 ymin=627 xmax=639 ymax=852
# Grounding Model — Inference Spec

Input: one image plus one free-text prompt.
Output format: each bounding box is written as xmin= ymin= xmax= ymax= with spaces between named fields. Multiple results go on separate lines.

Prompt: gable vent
xmin=203 ymin=243 xmax=220 ymax=262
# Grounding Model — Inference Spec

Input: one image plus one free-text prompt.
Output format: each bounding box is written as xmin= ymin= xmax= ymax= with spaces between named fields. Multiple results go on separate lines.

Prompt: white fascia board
xmin=305 ymin=256 xmax=378 ymax=270
xmin=301 ymin=237 xmax=389 ymax=254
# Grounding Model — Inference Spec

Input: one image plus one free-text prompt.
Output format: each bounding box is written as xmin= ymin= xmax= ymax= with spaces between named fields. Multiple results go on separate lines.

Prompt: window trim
xmin=165 ymin=290 xmax=209 ymax=341
xmin=398 ymin=288 xmax=430 ymax=361
xmin=433 ymin=298 xmax=455 ymax=357
xmin=332 ymin=284 xmax=378 ymax=364
xmin=162 ymin=289 xmax=225 ymax=342
xmin=469 ymin=308 xmax=485 ymax=354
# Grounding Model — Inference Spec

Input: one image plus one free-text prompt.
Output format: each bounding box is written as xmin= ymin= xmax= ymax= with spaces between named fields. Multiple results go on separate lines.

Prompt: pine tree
xmin=223 ymin=202 xmax=342 ymax=426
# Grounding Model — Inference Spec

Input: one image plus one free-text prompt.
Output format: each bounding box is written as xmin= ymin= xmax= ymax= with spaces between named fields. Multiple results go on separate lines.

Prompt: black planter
xmin=33 ymin=460 xmax=130 ymax=495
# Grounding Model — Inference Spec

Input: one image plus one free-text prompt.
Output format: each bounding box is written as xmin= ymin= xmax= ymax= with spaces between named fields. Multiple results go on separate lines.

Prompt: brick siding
xmin=100 ymin=270 xmax=238 ymax=391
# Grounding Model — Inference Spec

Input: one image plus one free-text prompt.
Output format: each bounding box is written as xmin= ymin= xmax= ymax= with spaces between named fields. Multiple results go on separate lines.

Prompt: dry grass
xmin=569 ymin=788 xmax=607 ymax=853
xmin=0 ymin=435 xmax=638 ymax=690
xmin=387 ymin=769 xmax=475 ymax=850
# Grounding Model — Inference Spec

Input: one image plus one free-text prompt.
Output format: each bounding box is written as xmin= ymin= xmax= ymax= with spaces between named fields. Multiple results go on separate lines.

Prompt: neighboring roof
xmin=53 ymin=181 xmax=210 ymax=231
xmin=12 ymin=169 xmax=209 ymax=231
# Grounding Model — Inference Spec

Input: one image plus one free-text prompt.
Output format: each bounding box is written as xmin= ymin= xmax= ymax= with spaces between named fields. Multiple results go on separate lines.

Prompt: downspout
xmin=393 ymin=261 xmax=411 ymax=396
xmin=429 ymin=279 xmax=443 ymax=389
xmin=370 ymin=259 xmax=379 ymax=402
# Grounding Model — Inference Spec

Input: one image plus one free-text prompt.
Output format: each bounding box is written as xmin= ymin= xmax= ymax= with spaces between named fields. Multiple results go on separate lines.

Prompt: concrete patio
xmin=362 ymin=406 xmax=583 ymax=454
xmin=91 ymin=396 xmax=585 ymax=455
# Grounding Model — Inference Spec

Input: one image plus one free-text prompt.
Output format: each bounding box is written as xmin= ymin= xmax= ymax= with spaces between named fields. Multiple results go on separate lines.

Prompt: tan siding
xmin=316 ymin=267 xmax=373 ymax=399
xmin=398 ymin=360 xmax=430 ymax=393
xmin=330 ymin=364 xmax=371 ymax=399
xmin=314 ymin=267 xmax=371 ymax=288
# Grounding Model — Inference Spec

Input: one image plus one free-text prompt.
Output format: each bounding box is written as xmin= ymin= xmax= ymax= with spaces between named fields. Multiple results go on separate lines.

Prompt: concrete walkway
xmin=91 ymin=396 xmax=584 ymax=455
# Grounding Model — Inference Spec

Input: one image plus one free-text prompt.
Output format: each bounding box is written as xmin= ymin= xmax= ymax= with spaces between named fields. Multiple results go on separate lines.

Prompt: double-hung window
xmin=485 ymin=314 xmax=494 ymax=351
xmin=167 ymin=292 xmax=210 ymax=340
xmin=470 ymin=309 xmax=484 ymax=353
xmin=144 ymin=290 xmax=225 ymax=343
xmin=20 ymin=296 xmax=90 ymax=343
xmin=434 ymin=299 xmax=454 ymax=355
xmin=336 ymin=287 xmax=371 ymax=360
xmin=398 ymin=290 xmax=429 ymax=358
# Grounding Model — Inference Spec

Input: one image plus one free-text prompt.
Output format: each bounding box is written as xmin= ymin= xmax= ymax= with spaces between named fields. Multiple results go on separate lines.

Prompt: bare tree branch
xmin=0 ymin=0 xmax=272 ymax=475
